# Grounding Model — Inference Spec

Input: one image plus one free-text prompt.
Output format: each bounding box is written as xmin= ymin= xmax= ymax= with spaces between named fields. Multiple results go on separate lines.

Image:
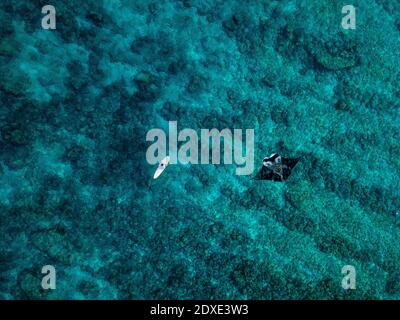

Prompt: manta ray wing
xmin=255 ymin=166 xmax=283 ymax=181
xmin=281 ymin=157 xmax=300 ymax=180
xmin=255 ymin=156 xmax=301 ymax=182
xmin=254 ymin=166 xmax=274 ymax=180
xmin=282 ymin=157 xmax=301 ymax=170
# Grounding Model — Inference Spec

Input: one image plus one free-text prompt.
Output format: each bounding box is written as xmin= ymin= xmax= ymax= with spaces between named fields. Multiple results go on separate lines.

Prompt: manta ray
xmin=254 ymin=153 xmax=300 ymax=182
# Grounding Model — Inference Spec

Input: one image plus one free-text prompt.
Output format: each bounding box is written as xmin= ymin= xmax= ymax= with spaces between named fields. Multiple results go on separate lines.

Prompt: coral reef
xmin=0 ymin=0 xmax=399 ymax=299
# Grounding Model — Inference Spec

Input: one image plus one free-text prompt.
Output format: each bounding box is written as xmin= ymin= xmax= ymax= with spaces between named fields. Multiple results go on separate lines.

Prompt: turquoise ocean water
xmin=0 ymin=0 xmax=399 ymax=299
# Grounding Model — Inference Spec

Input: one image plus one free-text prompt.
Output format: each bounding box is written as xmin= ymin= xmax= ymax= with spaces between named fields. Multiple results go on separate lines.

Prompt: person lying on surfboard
xmin=153 ymin=156 xmax=170 ymax=179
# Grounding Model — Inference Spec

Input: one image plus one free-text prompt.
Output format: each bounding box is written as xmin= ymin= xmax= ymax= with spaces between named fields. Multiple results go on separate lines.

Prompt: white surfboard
xmin=153 ymin=156 xmax=170 ymax=179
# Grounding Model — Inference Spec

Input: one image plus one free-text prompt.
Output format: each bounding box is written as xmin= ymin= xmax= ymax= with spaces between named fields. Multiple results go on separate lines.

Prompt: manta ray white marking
xmin=153 ymin=156 xmax=170 ymax=179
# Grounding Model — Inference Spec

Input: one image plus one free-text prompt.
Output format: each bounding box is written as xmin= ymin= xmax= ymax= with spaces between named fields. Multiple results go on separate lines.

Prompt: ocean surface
xmin=0 ymin=0 xmax=399 ymax=299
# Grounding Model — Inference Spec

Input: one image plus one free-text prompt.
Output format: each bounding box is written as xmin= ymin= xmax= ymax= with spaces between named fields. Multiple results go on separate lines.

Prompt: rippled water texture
xmin=0 ymin=0 xmax=399 ymax=299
